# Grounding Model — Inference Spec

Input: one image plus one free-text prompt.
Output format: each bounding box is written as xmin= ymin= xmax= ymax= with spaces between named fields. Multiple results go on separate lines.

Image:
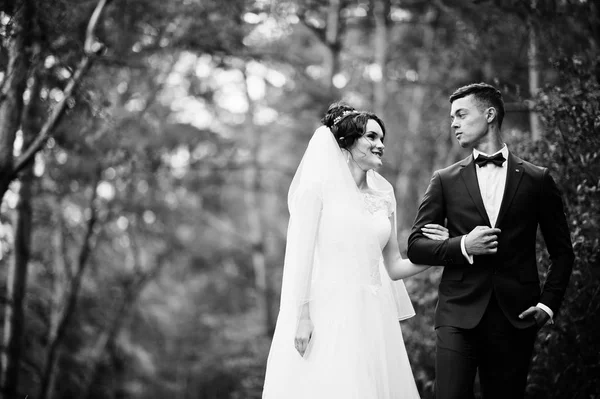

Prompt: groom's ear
xmin=485 ymin=107 xmax=497 ymax=124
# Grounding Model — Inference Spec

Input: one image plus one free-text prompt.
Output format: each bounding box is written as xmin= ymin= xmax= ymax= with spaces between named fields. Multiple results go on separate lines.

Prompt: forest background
xmin=0 ymin=0 xmax=597 ymax=398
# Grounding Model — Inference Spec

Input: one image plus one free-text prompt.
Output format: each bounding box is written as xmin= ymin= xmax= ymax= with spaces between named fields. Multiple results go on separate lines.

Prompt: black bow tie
xmin=474 ymin=153 xmax=506 ymax=167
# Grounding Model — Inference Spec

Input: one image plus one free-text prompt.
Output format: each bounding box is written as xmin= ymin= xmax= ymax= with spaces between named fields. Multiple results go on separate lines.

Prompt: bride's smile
xmin=348 ymin=119 xmax=385 ymax=170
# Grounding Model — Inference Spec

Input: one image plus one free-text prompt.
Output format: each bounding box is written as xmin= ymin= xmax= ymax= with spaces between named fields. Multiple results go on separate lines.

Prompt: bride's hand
xmin=421 ymin=224 xmax=449 ymax=241
xmin=295 ymin=319 xmax=314 ymax=357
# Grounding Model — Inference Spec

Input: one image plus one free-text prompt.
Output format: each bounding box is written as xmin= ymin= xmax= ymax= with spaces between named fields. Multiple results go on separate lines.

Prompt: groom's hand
xmin=519 ymin=306 xmax=550 ymax=328
xmin=465 ymin=226 xmax=501 ymax=255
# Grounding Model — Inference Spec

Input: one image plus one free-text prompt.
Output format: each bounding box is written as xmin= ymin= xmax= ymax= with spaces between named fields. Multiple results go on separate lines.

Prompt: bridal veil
xmin=280 ymin=125 xmax=415 ymax=327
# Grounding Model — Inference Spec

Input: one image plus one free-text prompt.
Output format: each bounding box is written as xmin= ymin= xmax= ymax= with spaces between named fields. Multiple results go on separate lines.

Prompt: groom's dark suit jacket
xmin=407 ymin=152 xmax=574 ymax=329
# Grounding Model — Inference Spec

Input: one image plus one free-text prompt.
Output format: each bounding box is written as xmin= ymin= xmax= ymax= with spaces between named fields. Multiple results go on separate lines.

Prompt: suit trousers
xmin=435 ymin=293 xmax=538 ymax=399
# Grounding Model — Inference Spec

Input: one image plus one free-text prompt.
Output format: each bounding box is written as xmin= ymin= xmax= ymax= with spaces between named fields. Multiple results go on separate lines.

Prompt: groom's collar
xmin=459 ymin=145 xmax=510 ymax=167
xmin=472 ymin=144 xmax=509 ymax=160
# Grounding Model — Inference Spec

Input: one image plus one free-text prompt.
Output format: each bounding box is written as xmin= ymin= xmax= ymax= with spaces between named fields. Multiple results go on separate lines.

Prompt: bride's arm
xmin=288 ymin=185 xmax=322 ymax=357
xmin=383 ymin=215 xmax=448 ymax=280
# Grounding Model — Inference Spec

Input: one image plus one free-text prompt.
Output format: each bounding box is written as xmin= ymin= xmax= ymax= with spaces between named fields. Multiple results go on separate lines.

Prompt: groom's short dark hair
xmin=450 ymin=83 xmax=505 ymax=127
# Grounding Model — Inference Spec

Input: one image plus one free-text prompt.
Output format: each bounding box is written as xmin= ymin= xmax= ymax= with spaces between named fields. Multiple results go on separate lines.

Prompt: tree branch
xmin=297 ymin=10 xmax=327 ymax=43
xmin=38 ymin=166 xmax=102 ymax=399
xmin=74 ymin=166 xmax=101 ymax=279
xmin=11 ymin=0 xmax=111 ymax=178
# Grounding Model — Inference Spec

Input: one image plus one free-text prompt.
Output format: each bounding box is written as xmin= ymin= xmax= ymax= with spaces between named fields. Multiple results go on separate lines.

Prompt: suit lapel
xmin=495 ymin=153 xmax=524 ymax=228
xmin=459 ymin=155 xmax=491 ymax=226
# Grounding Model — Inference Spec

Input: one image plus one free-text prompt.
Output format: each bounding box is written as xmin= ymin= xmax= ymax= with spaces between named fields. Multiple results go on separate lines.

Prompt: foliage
xmin=515 ymin=54 xmax=600 ymax=399
xmin=0 ymin=0 xmax=598 ymax=398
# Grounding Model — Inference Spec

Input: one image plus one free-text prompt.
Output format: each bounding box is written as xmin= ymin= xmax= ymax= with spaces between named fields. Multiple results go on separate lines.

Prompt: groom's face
xmin=450 ymin=94 xmax=489 ymax=148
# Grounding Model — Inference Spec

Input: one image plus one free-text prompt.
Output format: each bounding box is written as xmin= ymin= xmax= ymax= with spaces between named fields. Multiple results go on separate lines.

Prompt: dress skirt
xmin=262 ymin=282 xmax=421 ymax=399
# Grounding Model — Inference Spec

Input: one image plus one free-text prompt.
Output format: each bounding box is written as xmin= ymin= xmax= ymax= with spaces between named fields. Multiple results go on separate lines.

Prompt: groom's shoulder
xmin=511 ymin=153 xmax=547 ymax=177
xmin=435 ymin=155 xmax=471 ymax=178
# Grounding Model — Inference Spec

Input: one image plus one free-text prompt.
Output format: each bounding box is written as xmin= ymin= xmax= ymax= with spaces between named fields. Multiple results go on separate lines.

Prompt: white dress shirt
xmin=459 ymin=145 xmax=553 ymax=320
xmin=473 ymin=145 xmax=509 ymax=228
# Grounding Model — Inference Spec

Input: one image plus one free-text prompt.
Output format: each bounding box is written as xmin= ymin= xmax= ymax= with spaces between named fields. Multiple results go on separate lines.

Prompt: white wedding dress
xmin=262 ymin=127 xmax=421 ymax=399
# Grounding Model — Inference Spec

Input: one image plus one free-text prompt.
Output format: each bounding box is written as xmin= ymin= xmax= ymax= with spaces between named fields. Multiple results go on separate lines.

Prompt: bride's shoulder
xmin=367 ymin=172 xmax=396 ymax=215
xmin=370 ymin=172 xmax=395 ymax=194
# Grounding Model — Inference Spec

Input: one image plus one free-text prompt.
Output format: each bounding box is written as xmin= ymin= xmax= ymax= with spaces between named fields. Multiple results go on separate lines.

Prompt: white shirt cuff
xmin=536 ymin=303 xmax=554 ymax=324
xmin=460 ymin=235 xmax=474 ymax=264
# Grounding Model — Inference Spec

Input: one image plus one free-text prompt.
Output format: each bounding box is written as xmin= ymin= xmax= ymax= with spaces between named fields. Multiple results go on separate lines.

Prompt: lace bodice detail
xmin=357 ymin=191 xmax=394 ymax=287
xmin=362 ymin=192 xmax=394 ymax=216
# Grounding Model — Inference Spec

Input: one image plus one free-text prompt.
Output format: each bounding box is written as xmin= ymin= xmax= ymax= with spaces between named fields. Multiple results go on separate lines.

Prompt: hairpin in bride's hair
xmin=333 ymin=110 xmax=357 ymax=126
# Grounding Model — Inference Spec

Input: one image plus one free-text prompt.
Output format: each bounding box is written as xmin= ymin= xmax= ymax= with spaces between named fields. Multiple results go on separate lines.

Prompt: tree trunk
xmin=83 ymin=296 xmax=132 ymax=399
xmin=589 ymin=1 xmax=600 ymax=51
xmin=0 ymin=0 xmax=33 ymax=202
xmin=42 ymin=237 xmax=62 ymax=398
xmin=37 ymin=202 xmax=68 ymax=399
xmin=38 ymin=169 xmax=100 ymax=399
xmin=4 ymin=0 xmax=111 ymax=201
xmin=82 ymin=251 xmax=166 ymax=399
xmin=242 ymin=68 xmax=274 ymax=336
xmin=527 ymin=14 xmax=542 ymax=141
xmin=395 ymin=9 xmax=436 ymax=229
xmin=298 ymin=0 xmax=343 ymax=99
xmin=0 ymin=48 xmax=39 ymax=398
xmin=1 ymin=173 xmax=33 ymax=399
xmin=323 ymin=0 xmax=342 ymax=96
xmin=372 ymin=0 xmax=390 ymax=118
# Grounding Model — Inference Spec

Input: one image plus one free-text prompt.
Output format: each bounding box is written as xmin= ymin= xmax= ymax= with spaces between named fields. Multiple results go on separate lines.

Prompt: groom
xmin=407 ymin=83 xmax=574 ymax=399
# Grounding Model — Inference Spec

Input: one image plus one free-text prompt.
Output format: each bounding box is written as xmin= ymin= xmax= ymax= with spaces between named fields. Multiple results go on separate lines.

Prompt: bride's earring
xmin=346 ymin=151 xmax=350 ymax=164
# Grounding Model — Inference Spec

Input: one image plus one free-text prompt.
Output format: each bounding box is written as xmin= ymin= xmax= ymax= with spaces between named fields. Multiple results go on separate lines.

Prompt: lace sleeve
xmin=386 ymin=188 xmax=416 ymax=320
xmin=388 ymin=192 xmax=396 ymax=217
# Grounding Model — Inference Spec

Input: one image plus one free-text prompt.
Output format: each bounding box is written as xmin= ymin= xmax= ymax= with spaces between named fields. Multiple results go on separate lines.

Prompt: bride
xmin=262 ymin=103 xmax=447 ymax=398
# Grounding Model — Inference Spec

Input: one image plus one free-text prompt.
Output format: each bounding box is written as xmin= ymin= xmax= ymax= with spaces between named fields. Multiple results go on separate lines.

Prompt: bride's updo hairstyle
xmin=321 ymin=102 xmax=354 ymax=126
xmin=322 ymin=102 xmax=386 ymax=150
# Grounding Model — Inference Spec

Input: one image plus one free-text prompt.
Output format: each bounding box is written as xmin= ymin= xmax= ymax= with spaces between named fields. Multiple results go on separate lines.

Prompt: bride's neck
xmin=347 ymin=158 xmax=369 ymax=191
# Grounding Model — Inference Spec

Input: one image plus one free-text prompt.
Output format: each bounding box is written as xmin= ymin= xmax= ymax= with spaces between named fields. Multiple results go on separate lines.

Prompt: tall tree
xmin=38 ymin=166 xmax=101 ymax=399
xmin=527 ymin=1 xmax=542 ymax=140
xmin=242 ymin=66 xmax=275 ymax=336
xmin=0 ymin=0 xmax=110 ymax=205
xmin=0 ymin=0 xmax=34 ymax=201
xmin=0 ymin=50 xmax=40 ymax=399
xmin=395 ymin=5 xmax=439 ymax=230
xmin=297 ymin=0 xmax=346 ymax=97
xmin=372 ymin=0 xmax=391 ymax=118
xmin=0 ymin=2 xmax=110 ymax=397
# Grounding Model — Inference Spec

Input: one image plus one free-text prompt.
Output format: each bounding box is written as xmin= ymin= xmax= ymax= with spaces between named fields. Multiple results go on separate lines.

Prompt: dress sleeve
xmin=385 ymin=189 xmax=416 ymax=320
xmin=279 ymin=182 xmax=323 ymax=320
